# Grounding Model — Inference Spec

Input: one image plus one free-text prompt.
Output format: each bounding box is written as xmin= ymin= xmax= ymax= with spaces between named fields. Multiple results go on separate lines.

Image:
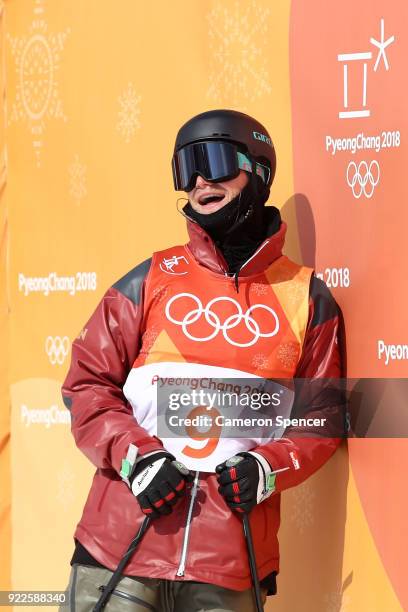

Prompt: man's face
xmin=186 ymin=170 xmax=249 ymax=215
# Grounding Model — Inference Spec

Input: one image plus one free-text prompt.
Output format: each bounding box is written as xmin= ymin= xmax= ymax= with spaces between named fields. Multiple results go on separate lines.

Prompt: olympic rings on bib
xmin=165 ymin=293 xmax=279 ymax=347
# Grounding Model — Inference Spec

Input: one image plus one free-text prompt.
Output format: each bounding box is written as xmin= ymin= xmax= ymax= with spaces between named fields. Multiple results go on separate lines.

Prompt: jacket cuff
xmin=113 ymin=434 xmax=163 ymax=477
xmin=251 ymin=443 xmax=292 ymax=493
xmin=246 ymin=450 xmax=277 ymax=501
xmin=137 ymin=435 xmax=165 ymax=456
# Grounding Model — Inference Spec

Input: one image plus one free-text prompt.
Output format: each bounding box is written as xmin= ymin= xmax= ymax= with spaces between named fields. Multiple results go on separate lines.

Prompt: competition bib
xmin=123 ymin=362 xmax=294 ymax=472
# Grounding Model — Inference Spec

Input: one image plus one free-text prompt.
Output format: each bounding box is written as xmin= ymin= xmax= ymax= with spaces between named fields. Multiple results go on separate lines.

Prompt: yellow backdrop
xmin=1 ymin=1 xmax=405 ymax=610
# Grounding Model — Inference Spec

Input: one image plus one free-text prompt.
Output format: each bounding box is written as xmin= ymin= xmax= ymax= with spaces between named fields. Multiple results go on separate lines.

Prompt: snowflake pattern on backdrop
xmin=56 ymin=460 xmax=76 ymax=510
xmin=252 ymin=353 xmax=269 ymax=370
xmin=206 ymin=0 xmax=272 ymax=107
xmin=69 ymin=154 xmax=87 ymax=205
xmin=7 ymin=0 xmax=70 ymax=166
xmin=277 ymin=342 xmax=299 ymax=370
xmin=117 ymin=82 xmax=141 ymax=143
xmin=289 ymin=480 xmax=315 ymax=534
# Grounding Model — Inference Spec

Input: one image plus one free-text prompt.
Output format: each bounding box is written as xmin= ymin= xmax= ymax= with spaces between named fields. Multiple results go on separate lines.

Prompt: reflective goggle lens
xmin=172 ymin=141 xmax=239 ymax=191
xmin=172 ymin=141 xmax=269 ymax=191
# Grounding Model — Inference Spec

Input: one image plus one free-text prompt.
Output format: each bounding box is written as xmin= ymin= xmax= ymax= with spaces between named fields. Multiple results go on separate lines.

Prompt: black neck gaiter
xmin=183 ymin=191 xmax=247 ymax=242
xmin=183 ymin=179 xmax=278 ymax=273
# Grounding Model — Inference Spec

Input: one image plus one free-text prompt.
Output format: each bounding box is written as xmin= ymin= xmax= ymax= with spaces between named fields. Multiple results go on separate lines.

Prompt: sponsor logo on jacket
xmin=289 ymin=451 xmax=300 ymax=470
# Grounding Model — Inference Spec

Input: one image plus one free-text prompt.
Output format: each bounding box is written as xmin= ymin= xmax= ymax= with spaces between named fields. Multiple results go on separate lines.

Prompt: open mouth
xmin=198 ymin=194 xmax=225 ymax=205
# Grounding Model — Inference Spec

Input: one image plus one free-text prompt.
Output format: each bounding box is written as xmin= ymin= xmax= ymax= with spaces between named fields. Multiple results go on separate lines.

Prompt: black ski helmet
xmin=173 ymin=109 xmax=276 ymax=188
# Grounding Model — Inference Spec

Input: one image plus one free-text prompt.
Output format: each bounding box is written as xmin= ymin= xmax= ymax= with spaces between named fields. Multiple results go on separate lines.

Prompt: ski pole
xmin=93 ymin=515 xmax=151 ymax=612
xmin=227 ymin=458 xmax=291 ymax=611
xmin=240 ymin=469 xmax=291 ymax=611
xmin=242 ymin=513 xmax=264 ymax=612
xmin=242 ymin=464 xmax=292 ymax=611
xmin=225 ymin=456 xmax=264 ymax=612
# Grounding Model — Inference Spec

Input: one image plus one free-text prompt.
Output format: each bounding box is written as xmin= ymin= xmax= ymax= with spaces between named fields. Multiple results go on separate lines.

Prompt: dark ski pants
xmin=61 ymin=564 xmax=267 ymax=612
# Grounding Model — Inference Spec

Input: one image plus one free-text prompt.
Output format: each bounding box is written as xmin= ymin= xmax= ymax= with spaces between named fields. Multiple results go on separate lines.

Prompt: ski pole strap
xmin=93 ymin=516 xmax=151 ymax=612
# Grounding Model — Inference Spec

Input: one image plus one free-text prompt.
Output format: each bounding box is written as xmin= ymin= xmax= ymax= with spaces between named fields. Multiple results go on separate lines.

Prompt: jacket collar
xmin=185 ymin=207 xmax=287 ymax=277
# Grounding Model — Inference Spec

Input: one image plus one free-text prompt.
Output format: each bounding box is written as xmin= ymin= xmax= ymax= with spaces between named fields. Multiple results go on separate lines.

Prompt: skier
xmin=61 ymin=109 xmax=345 ymax=611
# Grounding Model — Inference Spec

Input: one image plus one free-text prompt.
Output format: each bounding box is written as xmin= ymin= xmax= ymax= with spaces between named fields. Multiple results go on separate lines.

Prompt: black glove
xmin=129 ymin=451 xmax=193 ymax=518
xmin=216 ymin=452 xmax=276 ymax=514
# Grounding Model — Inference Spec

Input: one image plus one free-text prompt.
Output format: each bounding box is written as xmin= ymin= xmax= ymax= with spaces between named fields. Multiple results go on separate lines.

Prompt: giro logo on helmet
xmin=165 ymin=293 xmax=280 ymax=348
xmin=252 ymin=131 xmax=272 ymax=146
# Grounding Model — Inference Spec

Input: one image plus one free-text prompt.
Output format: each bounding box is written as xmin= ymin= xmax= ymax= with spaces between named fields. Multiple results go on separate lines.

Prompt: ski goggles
xmin=172 ymin=141 xmax=270 ymax=192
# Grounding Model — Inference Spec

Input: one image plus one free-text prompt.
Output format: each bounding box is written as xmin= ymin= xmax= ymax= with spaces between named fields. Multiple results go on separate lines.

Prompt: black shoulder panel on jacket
xmin=310 ymin=275 xmax=339 ymax=328
xmin=112 ymin=258 xmax=152 ymax=305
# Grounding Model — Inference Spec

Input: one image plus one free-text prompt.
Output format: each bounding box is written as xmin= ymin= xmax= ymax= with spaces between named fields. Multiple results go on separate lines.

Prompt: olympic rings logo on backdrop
xmin=346 ymin=160 xmax=380 ymax=199
xmin=45 ymin=336 xmax=70 ymax=365
xmin=165 ymin=293 xmax=279 ymax=347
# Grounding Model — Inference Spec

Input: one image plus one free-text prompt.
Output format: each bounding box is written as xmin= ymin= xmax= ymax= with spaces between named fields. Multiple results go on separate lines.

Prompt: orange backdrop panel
xmin=0 ymin=0 xmax=11 ymax=594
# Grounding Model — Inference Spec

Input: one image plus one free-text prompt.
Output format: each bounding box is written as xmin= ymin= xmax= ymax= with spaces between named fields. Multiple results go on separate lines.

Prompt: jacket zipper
xmin=230 ymin=240 xmax=272 ymax=292
xmin=239 ymin=239 xmax=270 ymax=274
xmin=176 ymin=471 xmax=200 ymax=577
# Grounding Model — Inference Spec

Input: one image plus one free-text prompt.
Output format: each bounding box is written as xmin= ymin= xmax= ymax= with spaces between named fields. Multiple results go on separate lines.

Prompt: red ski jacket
xmin=62 ymin=212 xmax=345 ymax=591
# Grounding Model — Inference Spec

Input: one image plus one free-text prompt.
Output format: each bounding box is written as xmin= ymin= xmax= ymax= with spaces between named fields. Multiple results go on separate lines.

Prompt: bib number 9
xmin=182 ymin=406 xmax=222 ymax=459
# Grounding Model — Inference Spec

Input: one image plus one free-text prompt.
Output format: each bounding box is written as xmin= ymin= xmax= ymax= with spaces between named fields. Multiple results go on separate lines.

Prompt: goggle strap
xmin=237 ymin=151 xmax=269 ymax=184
